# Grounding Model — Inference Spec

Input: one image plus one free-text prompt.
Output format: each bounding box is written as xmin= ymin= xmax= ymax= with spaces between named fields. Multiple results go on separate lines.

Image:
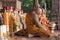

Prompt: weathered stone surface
xmin=50 ymin=0 xmax=60 ymax=29
xmin=0 ymin=0 xmax=21 ymax=10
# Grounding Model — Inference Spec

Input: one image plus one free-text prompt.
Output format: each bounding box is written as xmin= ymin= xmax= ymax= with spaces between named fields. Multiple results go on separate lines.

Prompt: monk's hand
xmin=41 ymin=26 xmax=47 ymax=31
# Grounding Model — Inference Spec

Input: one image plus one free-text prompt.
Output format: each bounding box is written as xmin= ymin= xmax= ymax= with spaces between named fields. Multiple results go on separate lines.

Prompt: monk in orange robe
xmin=21 ymin=0 xmax=57 ymax=37
xmin=25 ymin=8 xmax=51 ymax=37
xmin=25 ymin=2 xmax=57 ymax=37
xmin=39 ymin=9 xmax=56 ymax=34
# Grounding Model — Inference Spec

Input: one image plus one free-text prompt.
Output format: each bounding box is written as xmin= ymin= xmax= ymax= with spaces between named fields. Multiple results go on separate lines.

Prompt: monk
xmin=39 ymin=8 xmax=56 ymax=34
xmin=25 ymin=1 xmax=57 ymax=37
xmin=12 ymin=0 xmax=57 ymax=37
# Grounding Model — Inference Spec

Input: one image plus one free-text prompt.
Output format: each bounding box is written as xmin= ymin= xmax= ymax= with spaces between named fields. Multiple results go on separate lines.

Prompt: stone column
xmin=50 ymin=0 xmax=59 ymax=29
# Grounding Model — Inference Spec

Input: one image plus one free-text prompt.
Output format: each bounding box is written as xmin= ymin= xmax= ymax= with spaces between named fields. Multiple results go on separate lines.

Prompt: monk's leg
xmin=38 ymin=27 xmax=51 ymax=37
xmin=26 ymin=25 xmax=51 ymax=37
xmin=26 ymin=26 xmax=39 ymax=37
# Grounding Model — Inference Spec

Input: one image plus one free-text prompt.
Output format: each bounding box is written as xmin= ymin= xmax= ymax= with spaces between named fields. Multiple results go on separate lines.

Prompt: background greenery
xmin=19 ymin=0 xmax=50 ymax=13
xmin=19 ymin=0 xmax=33 ymax=12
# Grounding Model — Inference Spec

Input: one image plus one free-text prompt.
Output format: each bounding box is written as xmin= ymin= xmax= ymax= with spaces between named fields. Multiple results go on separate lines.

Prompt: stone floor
xmin=1 ymin=30 xmax=60 ymax=40
xmin=10 ymin=30 xmax=60 ymax=40
xmin=10 ymin=36 xmax=60 ymax=40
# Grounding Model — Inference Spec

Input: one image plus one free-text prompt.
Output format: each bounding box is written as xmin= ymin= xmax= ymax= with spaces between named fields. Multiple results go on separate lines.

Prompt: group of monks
xmin=3 ymin=1 xmax=57 ymax=38
xmin=13 ymin=6 xmax=56 ymax=37
xmin=20 ymin=0 xmax=57 ymax=37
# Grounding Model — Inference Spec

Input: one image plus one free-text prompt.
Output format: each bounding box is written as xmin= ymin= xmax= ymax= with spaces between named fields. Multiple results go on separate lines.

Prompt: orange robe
xmin=40 ymin=14 xmax=49 ymax=27
xmin=25 ymin=13 xmax=51 ymax=37
xmin=4 ymin=11 xmax=9 ymax=27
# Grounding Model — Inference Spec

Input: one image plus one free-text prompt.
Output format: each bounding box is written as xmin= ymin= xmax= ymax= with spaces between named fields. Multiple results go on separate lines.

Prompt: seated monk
xmin=39 ymin=9 xmax=56 ymax=33
xmin=24 ymin=0 xmax=58 ymax=37
xmin=24 ymin=1 xmax=57 ymax=37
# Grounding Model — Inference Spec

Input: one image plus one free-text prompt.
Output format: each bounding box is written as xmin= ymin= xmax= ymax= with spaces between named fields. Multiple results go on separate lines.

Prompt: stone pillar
xmin=50 ymin=0 xmax=59 ymax=29
xmin=58 ymin=0 xmax=60 ymax=29
xmin=16 ymin=0 xmax=21 ymax=10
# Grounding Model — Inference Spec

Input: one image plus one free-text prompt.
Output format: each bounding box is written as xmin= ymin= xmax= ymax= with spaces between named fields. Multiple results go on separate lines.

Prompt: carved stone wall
xmin=0 ymin=0 xmax=21 ymax=10
xmin=50 ymin=0 xmax=60 ymax=29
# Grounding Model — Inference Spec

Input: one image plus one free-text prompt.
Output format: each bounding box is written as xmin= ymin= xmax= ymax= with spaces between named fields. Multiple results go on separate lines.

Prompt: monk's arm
xmin=31 ymin=12 xmax=47 ymax=31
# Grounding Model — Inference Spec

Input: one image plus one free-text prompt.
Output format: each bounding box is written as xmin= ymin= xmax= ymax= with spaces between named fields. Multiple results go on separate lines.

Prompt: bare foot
xmin=28 ymin=34 xmax=34 ymax=38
